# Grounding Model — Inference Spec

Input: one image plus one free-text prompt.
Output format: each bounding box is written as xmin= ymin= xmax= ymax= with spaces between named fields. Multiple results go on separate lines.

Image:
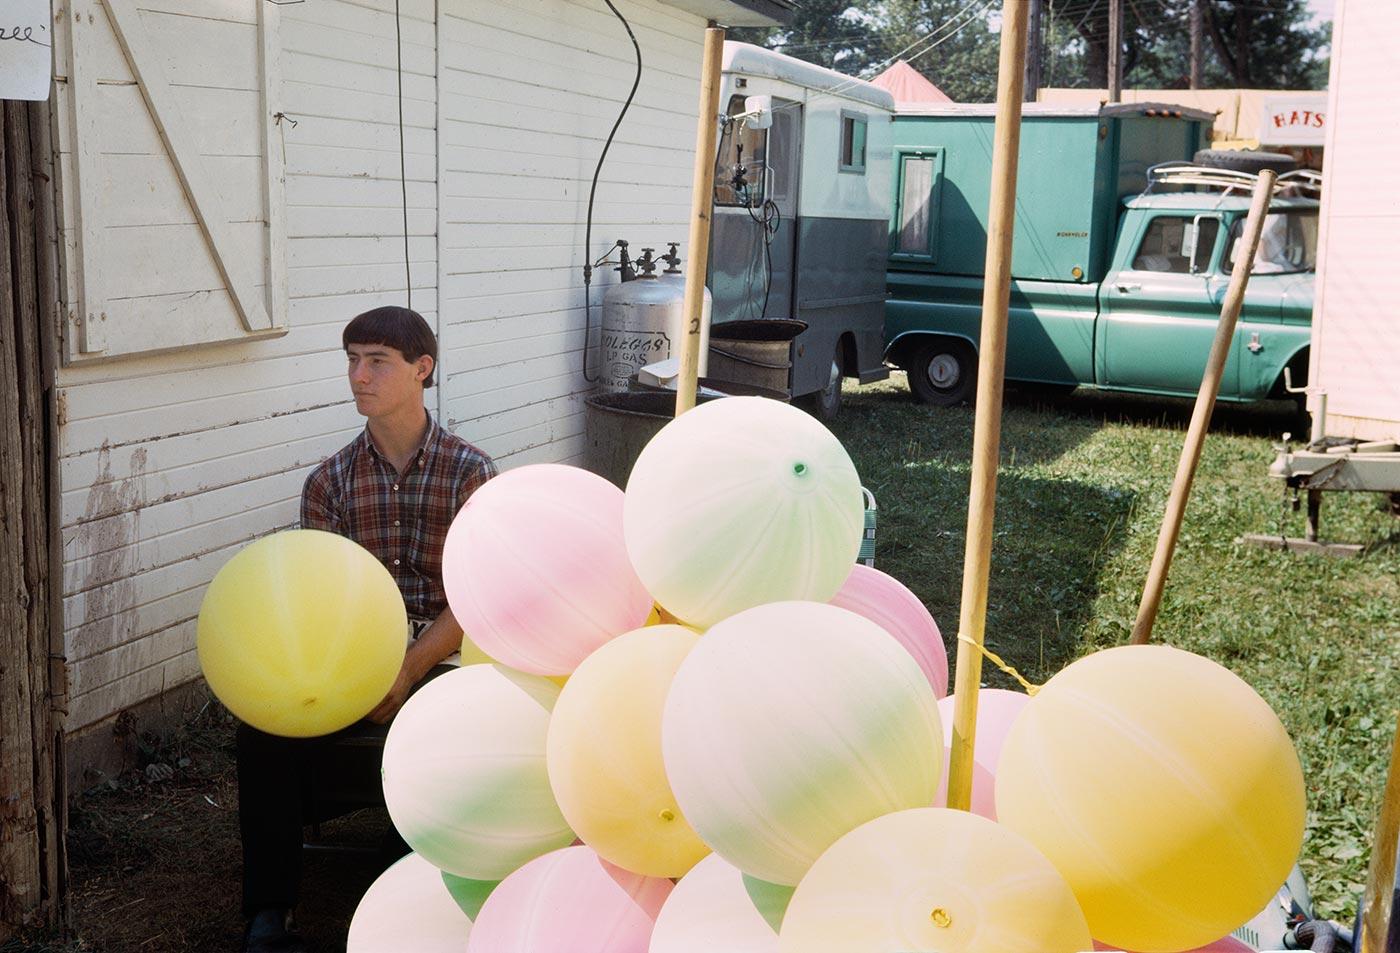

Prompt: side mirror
xmin=1185 ymin=215 xmax=1210 ymax=274
xmin=743 ymin=95 xmax=773 ymax=130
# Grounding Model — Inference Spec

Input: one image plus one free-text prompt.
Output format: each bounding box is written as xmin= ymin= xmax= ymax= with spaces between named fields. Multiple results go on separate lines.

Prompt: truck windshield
xmin=1224 ymin=210 xmax=1318 ymax=274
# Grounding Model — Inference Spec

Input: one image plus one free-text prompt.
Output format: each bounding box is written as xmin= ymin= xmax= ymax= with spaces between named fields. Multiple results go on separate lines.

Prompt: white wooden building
xmin=50 ymin=0 xmax=790 ymax=785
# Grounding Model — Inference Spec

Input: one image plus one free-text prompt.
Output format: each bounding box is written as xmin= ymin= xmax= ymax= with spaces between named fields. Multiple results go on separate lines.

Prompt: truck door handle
xmin=1114 ymin=282 xmax=1142 ymax=293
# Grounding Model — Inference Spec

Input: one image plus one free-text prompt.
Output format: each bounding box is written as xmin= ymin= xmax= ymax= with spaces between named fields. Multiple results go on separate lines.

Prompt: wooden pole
xmin=1189 ymin=0 xmax=1204 ymax=89
xmin=1024 ymin=0 xmax=1043 ymax=103
xmin=1359 ymin=712 xmax=1400 ymax=953
xmin=946 ymin=0 xmax=1031 ymax=814
xmin=1108 ymin=0 xmax=1123 ymax=102
xmin=675 ymin=27 xmax=725 ymax=417
xmin=1130 ymin=171 xmax=1276 ymax=646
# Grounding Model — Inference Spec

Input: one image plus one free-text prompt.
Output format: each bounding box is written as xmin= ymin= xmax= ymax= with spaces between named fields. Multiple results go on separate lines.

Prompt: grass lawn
xmin=830 ymin=374 xmax=1399 ymax=923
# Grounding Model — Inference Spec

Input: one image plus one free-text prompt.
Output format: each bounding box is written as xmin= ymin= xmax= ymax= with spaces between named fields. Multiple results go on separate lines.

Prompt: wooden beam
xmin=946 ymin=0 xmax=1031 ymax=813
xmin=675 ymin=26 xmax=725 ymax=417
xmin=1131 ymin=171 xmax=1276 ymax=645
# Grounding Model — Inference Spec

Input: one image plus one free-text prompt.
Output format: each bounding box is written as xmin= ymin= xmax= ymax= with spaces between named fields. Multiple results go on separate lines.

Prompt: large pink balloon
xmin=934 ymin=689 xmax=1031 ymax=818
xmin=828 ymin=565 xmax=948 ymax=697
xmin=465 ymin=846 xmax=672 ymax=953
xmin=442 ymin=465 xmax=653 ymax=675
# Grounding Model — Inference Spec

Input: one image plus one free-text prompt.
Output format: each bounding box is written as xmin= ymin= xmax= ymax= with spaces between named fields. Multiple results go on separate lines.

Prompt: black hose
xmin=581 ymin=0 xmax=643 ymax=383
xmin=1295 ymin=919 xmax=1341 ymax=953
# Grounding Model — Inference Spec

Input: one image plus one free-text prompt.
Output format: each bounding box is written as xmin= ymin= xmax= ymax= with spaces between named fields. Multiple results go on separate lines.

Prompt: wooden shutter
xmin=57 ymin=0 xmax=286 ymax=360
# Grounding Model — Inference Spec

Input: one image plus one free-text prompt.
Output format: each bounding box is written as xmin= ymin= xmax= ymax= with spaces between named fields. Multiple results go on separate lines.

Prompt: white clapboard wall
xmin=53 ymin=0 xmax=705 ymax=738
xmin=1308 ymin=0 xmax=1400 ymax=441
xmin=437 ymin=1 xmax=705 ymax=466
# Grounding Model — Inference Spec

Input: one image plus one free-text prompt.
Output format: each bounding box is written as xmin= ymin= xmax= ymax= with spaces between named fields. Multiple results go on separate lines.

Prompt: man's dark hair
xmin=343 ymin=306 xmax=437 ymax=388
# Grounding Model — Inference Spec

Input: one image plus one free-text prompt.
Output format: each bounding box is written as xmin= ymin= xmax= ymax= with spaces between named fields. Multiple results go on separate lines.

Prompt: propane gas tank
xmin=658 ymin=246 xmax=712 ymax=380
xmin=600 ymin=250 xmax=709 ymax=391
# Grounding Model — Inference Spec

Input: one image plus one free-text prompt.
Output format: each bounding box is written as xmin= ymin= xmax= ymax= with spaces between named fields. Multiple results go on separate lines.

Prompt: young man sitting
xmin=237 ymin=306 xmax=496 ymax=953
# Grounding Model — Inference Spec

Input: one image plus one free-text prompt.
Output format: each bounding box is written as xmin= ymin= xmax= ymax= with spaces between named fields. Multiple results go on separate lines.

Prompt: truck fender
xmin=885 ymin=330 xmax=979 ymax=370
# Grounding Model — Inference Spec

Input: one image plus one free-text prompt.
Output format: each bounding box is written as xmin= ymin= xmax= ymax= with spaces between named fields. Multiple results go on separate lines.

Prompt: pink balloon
xmin=443 ymin=465 xmax=653 ymax=675
xmin=465 ymin=846 xmax=672 ymax=953
xmin=934 ymin=689 xmax=1031 ymax=819
xmin=828 ymin=565 xmax=948 ymax=697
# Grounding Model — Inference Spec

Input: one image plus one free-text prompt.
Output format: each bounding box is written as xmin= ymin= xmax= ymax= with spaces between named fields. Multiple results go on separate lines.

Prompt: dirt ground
xmin=10 ymin=702 xmax=397 ymax=953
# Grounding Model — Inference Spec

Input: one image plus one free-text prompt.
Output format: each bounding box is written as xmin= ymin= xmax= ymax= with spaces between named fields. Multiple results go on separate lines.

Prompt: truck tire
xmin=798 ymin=346 xmax=843 ymax=421
xmin=1193 ymin=149 xmax=1299 ymax=175
xmin=908 ymin=338 xmax=976 ymax=407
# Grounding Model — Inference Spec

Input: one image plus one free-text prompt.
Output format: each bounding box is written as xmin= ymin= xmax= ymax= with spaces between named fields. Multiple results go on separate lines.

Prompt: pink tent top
xmin=870 ymin=60 xmax=953 ymax=104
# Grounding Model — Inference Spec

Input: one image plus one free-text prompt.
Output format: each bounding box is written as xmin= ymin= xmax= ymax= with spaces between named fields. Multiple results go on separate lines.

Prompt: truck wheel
xmin=909 ymin=338 xmax=976 ymax=407
xmin=798 ymin=348 xmax=843 ymax=421
xmin=1193 ymin=149 xmax=1299 ymax=175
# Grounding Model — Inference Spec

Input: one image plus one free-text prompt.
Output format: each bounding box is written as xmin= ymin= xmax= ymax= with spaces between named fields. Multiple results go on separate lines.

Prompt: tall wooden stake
xmin=1189 ymin=0 xmax=1204 ymax=89
xmin=675 ymin=27 xmax=725 ymax=417
xmin=1130 ymin=171 xmax=1276 ymax=646
xmin=1359 ymin=713 xmax=1400 ymax=953
xmin=946 ymin=0 xmax=1031 ymax=814
xmin=1108 ymin=0 xmax=1123 ymax=102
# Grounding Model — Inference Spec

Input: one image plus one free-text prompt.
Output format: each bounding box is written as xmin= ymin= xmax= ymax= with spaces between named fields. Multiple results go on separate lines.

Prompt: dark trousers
xmin=236 ymin=664 xmax=452 ymax=917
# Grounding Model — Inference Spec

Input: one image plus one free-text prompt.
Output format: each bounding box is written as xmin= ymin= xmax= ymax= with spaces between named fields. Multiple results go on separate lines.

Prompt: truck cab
xmin=883 ymin=103 xmax=1318 ymax=406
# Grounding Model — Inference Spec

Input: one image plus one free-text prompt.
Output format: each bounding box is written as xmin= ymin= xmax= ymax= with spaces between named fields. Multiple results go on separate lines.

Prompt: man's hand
xmin=366 ymin=662 xmax=415 ymax=724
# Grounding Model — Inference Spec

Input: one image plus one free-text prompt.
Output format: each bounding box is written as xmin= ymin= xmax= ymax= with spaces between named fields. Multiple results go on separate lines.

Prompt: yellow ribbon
xmin=956 ymin=634 xmax=1042 ymax=697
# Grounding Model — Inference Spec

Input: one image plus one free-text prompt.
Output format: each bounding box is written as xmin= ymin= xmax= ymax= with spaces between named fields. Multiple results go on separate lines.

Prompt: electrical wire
xmin=394 ymin=0 xmax=410 ymax=309
xmin=581 ymin=0 xmax=643 ymax=384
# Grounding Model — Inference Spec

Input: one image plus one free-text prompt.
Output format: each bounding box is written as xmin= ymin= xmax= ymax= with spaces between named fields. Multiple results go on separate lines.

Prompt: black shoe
xmin=242 ymin=907 xmax=307 ymax=953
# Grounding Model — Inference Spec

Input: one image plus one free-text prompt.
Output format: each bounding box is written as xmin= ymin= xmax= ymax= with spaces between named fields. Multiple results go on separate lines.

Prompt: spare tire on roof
xmin=1193 ymin=149 xmax=1299 ymax=174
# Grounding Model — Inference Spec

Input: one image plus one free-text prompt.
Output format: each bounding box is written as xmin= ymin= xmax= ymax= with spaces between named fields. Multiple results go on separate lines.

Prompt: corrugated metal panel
xmin=1309 ymin=0 xmax=1400 ymax=440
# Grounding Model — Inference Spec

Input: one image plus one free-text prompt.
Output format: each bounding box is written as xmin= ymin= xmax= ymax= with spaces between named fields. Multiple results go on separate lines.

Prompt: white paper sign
xmin=0 ymin=0 xmax=53 ymax=102
xmin=1259 ymin=95 xmax=1328 ymax=147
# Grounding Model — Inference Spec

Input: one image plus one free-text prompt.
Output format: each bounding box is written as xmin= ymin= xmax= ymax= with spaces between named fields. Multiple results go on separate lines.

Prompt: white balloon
xmin=623 ymin=396 xmax=864 ymax=629
xmin=381 ymin=664 xmax=574 ymax=879
xmin=662 ymin=601 xmax=943 ymax=885
xmin=649 ymin=853 xmax=791 ymax=953
xmin=348 ymin=852 xmax=475 ymax=952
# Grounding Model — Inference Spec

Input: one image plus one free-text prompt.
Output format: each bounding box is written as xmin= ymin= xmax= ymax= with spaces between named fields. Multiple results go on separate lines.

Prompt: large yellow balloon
xmin=995 ymin=645 xmax=1305 ymax=953
xmin=779 ymin=808 xmax=1092 ymax=953
xmin=546 ymin=625 xmax=710 ymax=877
xmin=196 ymin=530 xmax=405 ymax=737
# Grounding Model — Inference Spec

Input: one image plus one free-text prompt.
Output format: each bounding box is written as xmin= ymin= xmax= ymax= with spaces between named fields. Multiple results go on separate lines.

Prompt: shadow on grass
xmin=832 ymin=394 xmax=1137 ymax=687
xmin=1005 ymin=382 xmax=1308 ymax=441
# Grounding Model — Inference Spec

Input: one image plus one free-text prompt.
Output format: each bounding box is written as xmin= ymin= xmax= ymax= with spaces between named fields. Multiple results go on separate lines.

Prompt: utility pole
xmin=1108 ymin=0 xmax=1123 ymax=101
xmin=1189 ymin=0 xmax=1204 ymax=88
xmin=1024 ymin=0 xmax=1044 ymax=102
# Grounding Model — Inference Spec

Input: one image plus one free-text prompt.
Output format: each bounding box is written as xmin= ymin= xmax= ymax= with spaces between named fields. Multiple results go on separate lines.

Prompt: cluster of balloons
xmin=197 ymin=396 xmax=1307 ymax=953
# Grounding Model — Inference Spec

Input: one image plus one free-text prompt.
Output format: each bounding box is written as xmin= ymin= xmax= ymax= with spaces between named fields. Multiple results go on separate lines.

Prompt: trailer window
xmin=892 ymin=150 xmax=944 ymax=260
xmin=839 ymin=112 xmax=867 ymax=173
xmin=715 ymin=95 xmax=768 ymax=208
xmin=1132 ymin=215 xmax=1220 ymax=274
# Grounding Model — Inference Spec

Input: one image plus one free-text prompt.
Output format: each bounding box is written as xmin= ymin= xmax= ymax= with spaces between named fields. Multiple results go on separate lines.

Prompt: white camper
xmin=706 ymin=42 xmax=895 ymax=417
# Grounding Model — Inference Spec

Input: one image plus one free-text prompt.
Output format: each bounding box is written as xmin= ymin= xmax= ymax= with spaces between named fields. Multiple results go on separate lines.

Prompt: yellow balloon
xmin=995 ymin=645 xmax=1305 ymax=953
xmin=546 ymin=625 xmax=710 ymax=877
xmin=779 ymin=808 xmax=1091 ymax=953
xmin=197 ymin=530 xmax=406 ymax=737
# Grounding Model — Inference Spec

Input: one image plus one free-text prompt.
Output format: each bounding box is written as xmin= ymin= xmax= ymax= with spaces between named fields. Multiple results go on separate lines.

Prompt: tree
xmin=730 ymin=1 xmax=883 ymax=74
xmin=1044 ymin=0 xmax=1329 ymax=91
xmin=866 ymin=0 xmax=1001 ymax=102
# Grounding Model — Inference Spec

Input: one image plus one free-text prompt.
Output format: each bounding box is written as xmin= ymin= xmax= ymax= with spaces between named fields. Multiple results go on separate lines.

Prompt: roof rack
xmin=1145 ymin=162 xmax=1323 ymax=197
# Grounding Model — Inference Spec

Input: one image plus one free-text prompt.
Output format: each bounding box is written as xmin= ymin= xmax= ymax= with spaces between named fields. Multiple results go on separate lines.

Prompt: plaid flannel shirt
xmin=300 ymin=414 xmax=496 ymax=620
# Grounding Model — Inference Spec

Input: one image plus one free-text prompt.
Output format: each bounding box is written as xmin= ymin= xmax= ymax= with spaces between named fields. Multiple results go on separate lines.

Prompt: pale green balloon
xmin=623 ymin=396 xmax=864 ymax=629
xmin=661 ymin=601 xmax=943 ymax=886
xmin=381 ymin=664 xmax=575 ymax=881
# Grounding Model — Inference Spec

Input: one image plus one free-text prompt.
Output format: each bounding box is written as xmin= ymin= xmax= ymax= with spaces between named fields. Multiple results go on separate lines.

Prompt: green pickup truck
xmin=883 ymin=104 xmax=1319 ymax=406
